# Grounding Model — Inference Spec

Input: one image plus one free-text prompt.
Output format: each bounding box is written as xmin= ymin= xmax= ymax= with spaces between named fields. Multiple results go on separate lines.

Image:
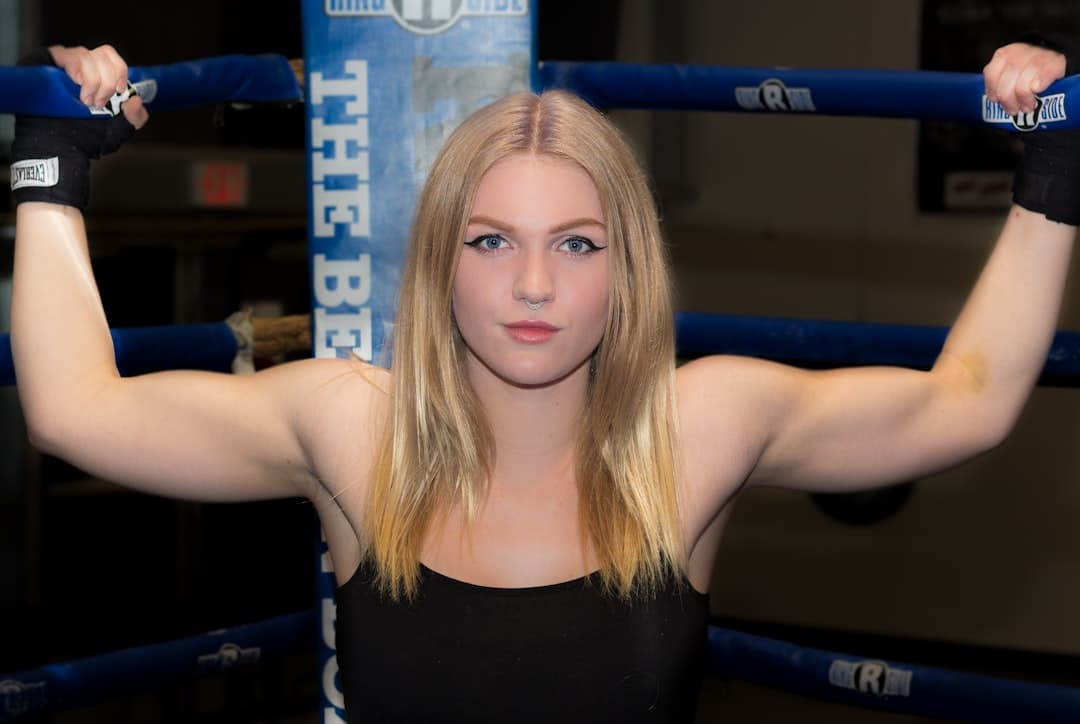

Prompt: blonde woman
xmin=10 ymin=40 xmax=1077 ymax=721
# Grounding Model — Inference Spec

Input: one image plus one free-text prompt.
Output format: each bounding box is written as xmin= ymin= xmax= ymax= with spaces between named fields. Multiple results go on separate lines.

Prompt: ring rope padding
xmin=0 ymin=54 xmax=302 ymax=117
xmin=0 ymin=322 xmax=237 ymax=386
xmin=3 ymin=618 xmax=1078 ymax=722
xmin=2 ymin=56 xmax=1078 ymax=130
xmin=6 ymin=312 xmax=1080 ymax=388
xmin=540 ymin=62 xmax=1080 ymax=130
xmin=0 ymin=610 xmax=315 ymax=720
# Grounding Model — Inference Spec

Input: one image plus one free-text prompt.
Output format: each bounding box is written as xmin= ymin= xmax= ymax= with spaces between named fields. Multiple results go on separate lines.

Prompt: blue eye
xmin=559 ymin=236 xmax=604 ymax=254
xmin=465 ymin=233 xmax=508 ymax=253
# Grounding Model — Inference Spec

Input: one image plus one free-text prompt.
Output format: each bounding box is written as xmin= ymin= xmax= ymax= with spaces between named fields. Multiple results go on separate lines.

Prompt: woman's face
xmin=453 ymin=153 xmax=609 ymax=389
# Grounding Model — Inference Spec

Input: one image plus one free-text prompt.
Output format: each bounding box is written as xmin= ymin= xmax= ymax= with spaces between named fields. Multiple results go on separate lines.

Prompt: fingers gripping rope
xmin=0 ymin=54 xmax=302 ymax=117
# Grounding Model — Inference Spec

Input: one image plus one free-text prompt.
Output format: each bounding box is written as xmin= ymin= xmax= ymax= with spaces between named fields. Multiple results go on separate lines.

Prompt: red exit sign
xmin=191 ymin=161 xmax=249 ymax=207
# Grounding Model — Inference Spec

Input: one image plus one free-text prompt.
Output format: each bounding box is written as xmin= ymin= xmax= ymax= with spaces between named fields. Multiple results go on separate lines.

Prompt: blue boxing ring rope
xmin=540 ymin=61 xmax=1080 ymax=127
xmin=707 ymin=628 xmax=1080 ymax=724
xmin=0 ymin=323 xmax=239 ymax=386
xmin=10 ymin=311 xmax=1080 ymax=389
xmin=3 ymin=57 xmax=1080 ymax=132
xmin=0 ymin=55 xmax=302 ymax=117
xmin=0 ymin=611 xmax=315 ymax=721
xmin=4 ymin=6 xmax=1080 ymax=721
xmin=5 ymin=617 xmax=1080 ymax=722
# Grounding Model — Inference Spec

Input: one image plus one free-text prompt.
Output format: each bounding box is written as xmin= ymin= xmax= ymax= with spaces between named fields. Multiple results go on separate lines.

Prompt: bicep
xmin=680 ymin=355 xmax=997 ymax=496
xmin=27 ymin=358 xmax=372 ymax=503
xmin=752 ymin=359 xmax=1000 ymax=491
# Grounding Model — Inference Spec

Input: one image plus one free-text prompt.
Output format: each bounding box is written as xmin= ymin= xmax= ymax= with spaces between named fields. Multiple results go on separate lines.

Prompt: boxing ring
xmin=4 ymin=1 xmax=1080 ymax=722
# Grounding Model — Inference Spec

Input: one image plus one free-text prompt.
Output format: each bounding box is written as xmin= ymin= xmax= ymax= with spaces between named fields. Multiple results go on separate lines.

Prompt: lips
xmin=504 ymin=320 xmax=559 ymax=344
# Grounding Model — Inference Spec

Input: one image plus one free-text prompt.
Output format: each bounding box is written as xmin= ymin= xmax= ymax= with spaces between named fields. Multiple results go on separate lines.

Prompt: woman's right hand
xmin=46 ymin=44 xmax=149 ymax=128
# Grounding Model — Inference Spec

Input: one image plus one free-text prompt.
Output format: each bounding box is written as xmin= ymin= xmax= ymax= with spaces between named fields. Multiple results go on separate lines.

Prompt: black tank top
xmin=336 ymin=561 xmax=709 ymax=723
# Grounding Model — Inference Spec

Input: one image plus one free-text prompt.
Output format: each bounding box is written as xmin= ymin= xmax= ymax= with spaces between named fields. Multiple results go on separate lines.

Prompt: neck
xmin=466 ymin=358 xmax=592 ymax=487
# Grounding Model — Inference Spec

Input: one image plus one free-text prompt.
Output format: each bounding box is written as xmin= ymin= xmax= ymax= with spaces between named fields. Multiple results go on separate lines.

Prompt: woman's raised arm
xmin=10 ymin=46 xmax=380 ymax=504
xmin=679 ymin=40 xmax=1078 ymax=502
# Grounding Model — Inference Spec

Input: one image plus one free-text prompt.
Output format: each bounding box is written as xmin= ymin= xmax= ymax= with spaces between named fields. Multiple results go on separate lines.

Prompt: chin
xmin=474 ymin=354 xmax=591 ymax=390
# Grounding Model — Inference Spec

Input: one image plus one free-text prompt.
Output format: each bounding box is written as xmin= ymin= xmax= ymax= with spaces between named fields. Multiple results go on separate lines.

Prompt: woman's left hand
xmin=983 ymin=41 xmax=1067 ymax=117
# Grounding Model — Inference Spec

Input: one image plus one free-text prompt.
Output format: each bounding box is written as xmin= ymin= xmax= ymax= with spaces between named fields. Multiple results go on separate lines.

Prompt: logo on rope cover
xmin=196 ymin=643 xmax=261 ymax=672
xmin=735 ymin=79 xmax=816 ymax=112
xmin=982 ymin=93 xmax=1067 ymax=132
xmin=325 ymin=0 xmax=527 ymax=35
xmin=1 ymin=679 xmax=48 ymax=717
xmin=828 ymin=658 xmax=912 ymax=698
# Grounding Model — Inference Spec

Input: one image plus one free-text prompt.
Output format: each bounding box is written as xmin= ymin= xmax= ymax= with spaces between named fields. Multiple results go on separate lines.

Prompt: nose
xmin=512 ymin=248 xmax=555 ymax=308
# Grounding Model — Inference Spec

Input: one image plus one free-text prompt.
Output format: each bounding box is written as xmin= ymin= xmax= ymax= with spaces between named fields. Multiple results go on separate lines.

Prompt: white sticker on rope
xmin=133 ymin=79 xmax=158 ymax=104
xmin=735 ymin=79 xmax=817 ymax=112
xmin=982 ymin=92 xmax=1067 ymax=131
xmin=828 ymin=658 xmax=913 ymax=697
xmin=87 ymin=83 xmax=137 ymax=117
xmin=10 ymin=157 xmax=58 ymax=189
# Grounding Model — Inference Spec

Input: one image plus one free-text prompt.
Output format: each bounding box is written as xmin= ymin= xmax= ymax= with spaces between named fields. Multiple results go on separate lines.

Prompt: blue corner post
xmin=299 ymin=1 xmax=536 ymax=720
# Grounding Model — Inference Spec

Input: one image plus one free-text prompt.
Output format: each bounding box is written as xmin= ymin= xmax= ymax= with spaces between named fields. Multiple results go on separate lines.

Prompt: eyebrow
xmin=467 ymin=215 xmax=606 ymax=234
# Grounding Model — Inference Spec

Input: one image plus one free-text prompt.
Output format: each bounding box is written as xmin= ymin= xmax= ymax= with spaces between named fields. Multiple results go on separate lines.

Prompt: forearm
xmin=11 ymin=202 xmax=120 ymax=439
xmin=935 ymin=206 xmax=1075 ymax=432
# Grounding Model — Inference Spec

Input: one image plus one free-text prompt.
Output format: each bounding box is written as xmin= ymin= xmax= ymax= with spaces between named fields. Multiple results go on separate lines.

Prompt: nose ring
xmin=525 ymin=300 xmax=544 ymax=311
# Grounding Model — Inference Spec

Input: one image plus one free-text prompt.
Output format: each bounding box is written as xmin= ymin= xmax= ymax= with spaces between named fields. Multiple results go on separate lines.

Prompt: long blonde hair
xmin=362 ymin=90 xmax=682 ymax=600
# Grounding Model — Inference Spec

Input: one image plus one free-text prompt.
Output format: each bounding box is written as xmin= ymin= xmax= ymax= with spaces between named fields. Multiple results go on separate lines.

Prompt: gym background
xmin=1 ymin=1 xmax=1079 ymax=722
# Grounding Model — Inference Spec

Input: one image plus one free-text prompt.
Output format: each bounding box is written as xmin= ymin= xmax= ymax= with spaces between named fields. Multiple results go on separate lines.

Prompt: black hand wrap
xmin=1012 ymin=34 xmax=1080 ymax=226
xmin=9 ymin=48 xmax=136 ymax=211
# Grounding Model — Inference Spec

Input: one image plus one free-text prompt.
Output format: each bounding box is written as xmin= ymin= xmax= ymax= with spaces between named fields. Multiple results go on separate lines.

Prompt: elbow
xmin=932 ymin=355 xmax=1023 ymax=455
xmin=20 ymin=384 xmax=108 ymax=459
xmin=969 ymin=404 xmax=1022 ymax=456
xmin=25 ymin=428 xmax=59 ymax=457
xmin=22 ymin=405 xmax=73 ymax=458
xmin=19 ymin=373 xmax=117 ymax=457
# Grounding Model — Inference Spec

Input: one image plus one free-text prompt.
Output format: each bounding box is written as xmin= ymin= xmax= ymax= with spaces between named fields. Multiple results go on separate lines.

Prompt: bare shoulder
xmin=676 ymin=354 xmax=758 ymax=397
xmin=280 ymin=355 xmax=390 ymax=410
xmin=674 ymin=356 xmax=787 ymax=528
xmin=676 ymin=354 xmax=791 ymax=421
xmin=278 ymin=358 xmax=390 ymax=575
xmin=676 ymin=354 xmax=772 ymax=455
xmin=676 ymin=354 xmax=807 ymax=466
xmin=275 ymin=357 xmax=391 ymax=499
